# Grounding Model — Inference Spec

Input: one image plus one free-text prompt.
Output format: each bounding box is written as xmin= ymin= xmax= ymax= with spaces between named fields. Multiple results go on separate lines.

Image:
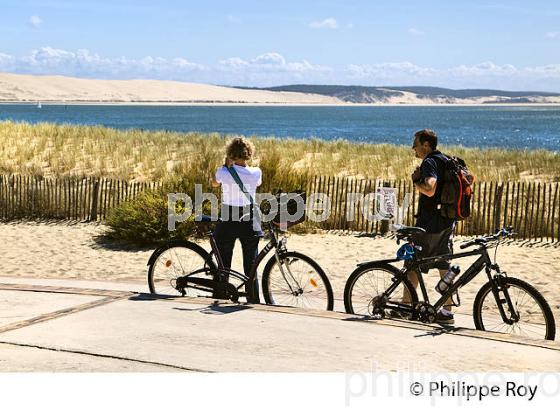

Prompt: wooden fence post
xmin=380 ymin=181 xmax=391 ymax=234
xmin=90 ymin=179 xmax=100 ymax=221
xmin=493 ymin=182 xmax=504 ymax=232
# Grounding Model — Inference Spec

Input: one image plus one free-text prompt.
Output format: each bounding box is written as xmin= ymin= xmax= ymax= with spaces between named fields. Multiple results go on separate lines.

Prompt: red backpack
xmin=431 ymin=153 xmax=475 ymax=220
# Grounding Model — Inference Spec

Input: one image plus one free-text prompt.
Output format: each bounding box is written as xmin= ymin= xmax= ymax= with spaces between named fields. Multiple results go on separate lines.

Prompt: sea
xmin=0 ymin=104 xmax=558 ymax=151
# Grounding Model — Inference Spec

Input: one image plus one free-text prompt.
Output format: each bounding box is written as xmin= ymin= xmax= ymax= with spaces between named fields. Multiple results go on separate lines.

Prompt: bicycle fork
xmin=273 ymin=249 xmax=302 ymax=296
xmin=487 ymin=266 xmax=519 ymax=325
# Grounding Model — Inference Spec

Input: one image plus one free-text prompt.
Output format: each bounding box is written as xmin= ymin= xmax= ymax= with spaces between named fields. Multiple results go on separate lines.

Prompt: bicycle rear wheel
xmin=147 ymin=241 xmax=216 ymax=297
xmin=262 ymin=251 xmax=334 ymax=310
xmin=473 ymin=277 xmax=556 ymax=341
xmin=344 ymin=263 xmax=418 ymax=317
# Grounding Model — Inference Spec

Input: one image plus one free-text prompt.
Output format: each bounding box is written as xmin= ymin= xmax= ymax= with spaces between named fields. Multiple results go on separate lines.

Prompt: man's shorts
xmin=413 ymin=226 xmax=454 ymax=273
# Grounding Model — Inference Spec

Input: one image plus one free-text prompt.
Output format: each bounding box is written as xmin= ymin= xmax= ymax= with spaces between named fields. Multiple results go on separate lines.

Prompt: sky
xmin=1 ymin=0 xmax=560 ymax=90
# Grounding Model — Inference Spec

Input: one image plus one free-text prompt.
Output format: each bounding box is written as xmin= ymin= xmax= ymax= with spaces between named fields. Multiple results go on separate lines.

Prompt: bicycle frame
xmin=205 ymin=224 xmax=288 ymax=294
xmin=382 ymin=243 xmax=519 ymax=324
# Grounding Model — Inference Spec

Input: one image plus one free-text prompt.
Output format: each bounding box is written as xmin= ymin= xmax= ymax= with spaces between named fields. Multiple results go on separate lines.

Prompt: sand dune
xmin=0 ymin=72 xmax=342 ymax=104
xmin=3 ymin=72 xmax=560 ymax=105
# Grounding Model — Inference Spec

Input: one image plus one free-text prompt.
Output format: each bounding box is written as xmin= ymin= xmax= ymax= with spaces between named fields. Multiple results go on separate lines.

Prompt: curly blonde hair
xmin=225 ymin=137 xmax=255 ymax=161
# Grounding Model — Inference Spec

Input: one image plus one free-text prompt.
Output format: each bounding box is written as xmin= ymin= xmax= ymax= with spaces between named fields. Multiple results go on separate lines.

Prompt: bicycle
xmin=344 ymin=225 xmax=556 ymax=340
xmin=147 ymin=216 xmax=334 ymax=311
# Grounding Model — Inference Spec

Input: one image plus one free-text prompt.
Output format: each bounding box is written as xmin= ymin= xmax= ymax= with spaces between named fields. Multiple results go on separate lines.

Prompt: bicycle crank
xmin=415 ymin=302 xmax=437 ymax=323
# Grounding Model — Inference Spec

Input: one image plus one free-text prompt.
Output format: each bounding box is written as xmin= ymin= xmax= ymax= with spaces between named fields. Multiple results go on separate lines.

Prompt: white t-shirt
xmin=215 ymin=165 xmax=262 ymax=206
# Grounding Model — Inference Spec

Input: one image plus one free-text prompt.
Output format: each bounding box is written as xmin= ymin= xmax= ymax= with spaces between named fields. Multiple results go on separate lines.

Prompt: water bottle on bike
xmin=435 ymin=265 xmax=460 ymax=294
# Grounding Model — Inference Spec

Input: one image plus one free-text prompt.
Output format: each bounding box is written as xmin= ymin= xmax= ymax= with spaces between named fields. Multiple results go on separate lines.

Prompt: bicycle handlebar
xmin=459 ymin=226 xmax=515 ymax=249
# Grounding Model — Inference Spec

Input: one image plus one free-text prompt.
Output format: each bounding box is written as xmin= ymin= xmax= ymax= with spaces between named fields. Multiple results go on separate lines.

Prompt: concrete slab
xmin=0 ymin=290 xmax=100 ymax=327
xmin=1 ymin=293 xmax=559 ymax=372
xmin=0 ymin=343 xmax=178 ymax=372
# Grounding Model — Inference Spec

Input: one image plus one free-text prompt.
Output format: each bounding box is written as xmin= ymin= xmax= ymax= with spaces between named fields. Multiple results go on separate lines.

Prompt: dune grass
xmin=0 ymin=120 xmax=558 ymax=182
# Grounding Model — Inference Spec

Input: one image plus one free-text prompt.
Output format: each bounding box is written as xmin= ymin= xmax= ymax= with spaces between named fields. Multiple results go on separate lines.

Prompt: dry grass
xmin=1 ymin=121 xmax=558 ymax=182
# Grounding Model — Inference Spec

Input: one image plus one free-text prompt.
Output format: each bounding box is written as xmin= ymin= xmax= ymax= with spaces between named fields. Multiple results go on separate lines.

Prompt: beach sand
xmin=1 ymin=221 xmax=558 ymax=327
xmin=2 ymin=72 xmax=560 ymax=105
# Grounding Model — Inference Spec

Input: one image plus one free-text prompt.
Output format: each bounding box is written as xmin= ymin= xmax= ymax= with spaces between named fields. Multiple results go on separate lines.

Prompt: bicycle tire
xmin=344 ymin=262 xmax=418 ymax=316
xmin=147 ymin=240 xmax=217 ymax=296
xmin=262 ymin=251 xmax=334 ymax=311
xmin=473 ymin=276 xmax=556 ymax=341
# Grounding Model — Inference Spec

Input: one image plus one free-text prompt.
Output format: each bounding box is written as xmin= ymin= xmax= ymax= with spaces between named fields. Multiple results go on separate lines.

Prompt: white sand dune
xmin=0 ymin=72 xmax=342 ymax=104
xmin=3 ymin=72 xmax=560 ymax=105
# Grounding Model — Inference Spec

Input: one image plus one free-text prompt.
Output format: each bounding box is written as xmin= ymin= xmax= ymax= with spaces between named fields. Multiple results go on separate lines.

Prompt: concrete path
xmin=1 ymin=277 xmax=559 ymax=372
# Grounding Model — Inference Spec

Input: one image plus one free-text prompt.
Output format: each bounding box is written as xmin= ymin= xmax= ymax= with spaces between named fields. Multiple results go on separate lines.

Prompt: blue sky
xmin=1 ymin=0 xmax=560 ymax=90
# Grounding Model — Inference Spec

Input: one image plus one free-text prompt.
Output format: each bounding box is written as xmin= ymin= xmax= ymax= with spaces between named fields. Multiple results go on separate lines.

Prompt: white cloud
xmin=545 ymin=31 xmax=560 ymax=39
xmin=217 ymin=52 xmax=333 ymax=85
xmin=344 ymin=61 xmax=560 ymax=90
xmin=309 ymin=18 xmax=338 ymax=29
xmin=29 ymin=15 xmax=42 ymax=28
xmin=2 ymin=47 xmax=560 ymax=90
xmin=1 ymin=47 xmax=205 ymax=80
xmin=408 ymin=28 xmax=424 ymax=36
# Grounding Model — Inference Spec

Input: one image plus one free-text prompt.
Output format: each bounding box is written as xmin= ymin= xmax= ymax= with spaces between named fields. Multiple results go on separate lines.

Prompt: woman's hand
xmin=224 ymin=157 xmax=234 ymax=168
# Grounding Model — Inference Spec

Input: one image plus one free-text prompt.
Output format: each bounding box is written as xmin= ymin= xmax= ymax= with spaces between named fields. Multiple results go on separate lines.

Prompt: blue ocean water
xmin=0 ymin=104 xmax=558 ymax=151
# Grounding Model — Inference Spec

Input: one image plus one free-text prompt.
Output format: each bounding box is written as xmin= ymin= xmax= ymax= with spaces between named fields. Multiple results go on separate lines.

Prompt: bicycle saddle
xmin=392 ymin=224 xmax=426 ymax=237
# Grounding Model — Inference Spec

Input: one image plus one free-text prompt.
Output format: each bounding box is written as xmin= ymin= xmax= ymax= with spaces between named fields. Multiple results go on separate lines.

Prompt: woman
xmin=211 ymin=137 xmax=263 ymax=301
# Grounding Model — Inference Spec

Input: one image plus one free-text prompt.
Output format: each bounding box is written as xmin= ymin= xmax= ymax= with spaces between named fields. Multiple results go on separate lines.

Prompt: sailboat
xmin=37 ymin=102 xmax=42 ymax=109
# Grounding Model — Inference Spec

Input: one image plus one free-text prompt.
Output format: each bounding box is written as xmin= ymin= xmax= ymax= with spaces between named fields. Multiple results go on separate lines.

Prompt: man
xmin=407 ymin=129 xmax=456 ymax=324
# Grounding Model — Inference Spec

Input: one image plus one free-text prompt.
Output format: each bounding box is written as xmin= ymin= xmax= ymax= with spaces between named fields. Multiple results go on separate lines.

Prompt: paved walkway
xmin=1 ymin=277 xmax=558 ymax=372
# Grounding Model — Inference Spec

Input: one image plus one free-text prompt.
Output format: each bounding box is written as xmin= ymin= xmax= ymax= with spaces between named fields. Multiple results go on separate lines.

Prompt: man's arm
xmin=415 ymin=177 xmax=437 ymax=197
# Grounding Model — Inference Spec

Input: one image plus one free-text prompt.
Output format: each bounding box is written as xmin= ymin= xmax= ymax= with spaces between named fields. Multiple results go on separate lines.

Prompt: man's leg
xmin=403 ymin=270 xmax=419 ymax=304
xmin=439 ymin=268 xmax=453 ymax=313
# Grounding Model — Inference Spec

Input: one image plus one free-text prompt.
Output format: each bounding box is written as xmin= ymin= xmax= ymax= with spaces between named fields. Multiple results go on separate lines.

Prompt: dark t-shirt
xmin=415 ymin=150 xmax=455 ymax=233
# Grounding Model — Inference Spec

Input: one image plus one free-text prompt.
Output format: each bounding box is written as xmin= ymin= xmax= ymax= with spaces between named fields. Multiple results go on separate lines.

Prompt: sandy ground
xmin=2 ymin=72 xmax=560 ymax=105
xmin=1 ymin=221 xmax=558 ymax=325
xmin=0 ymin=72 xmax=341 ymax=104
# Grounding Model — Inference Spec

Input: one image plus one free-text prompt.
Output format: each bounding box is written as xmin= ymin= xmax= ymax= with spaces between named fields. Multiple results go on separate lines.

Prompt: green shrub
xmin=105 ymin=190 xmax=198 ymax=245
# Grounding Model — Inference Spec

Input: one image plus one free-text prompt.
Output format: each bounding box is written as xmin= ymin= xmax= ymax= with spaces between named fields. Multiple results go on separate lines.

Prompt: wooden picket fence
xmin=306 ymin=176 xmax=560 ymax=242
xmin=0 ymin=174 xmax=161 ymax=221
xmin=1 ymin=173 xmax=559 ymax=241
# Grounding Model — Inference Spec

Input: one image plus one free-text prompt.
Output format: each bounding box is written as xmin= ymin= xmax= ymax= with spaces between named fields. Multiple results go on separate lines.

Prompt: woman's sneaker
xmin=436 ymin=309 xmax=455 ymax=325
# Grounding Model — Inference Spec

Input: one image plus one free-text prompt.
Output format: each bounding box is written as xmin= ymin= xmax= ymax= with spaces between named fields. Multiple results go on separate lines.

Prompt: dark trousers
xmin=213 ymin=220 xmax=261 ymax=302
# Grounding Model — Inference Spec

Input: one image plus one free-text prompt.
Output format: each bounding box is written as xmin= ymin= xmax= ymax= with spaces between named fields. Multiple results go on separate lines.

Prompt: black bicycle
xmin=344 ymin=225 xmax=556 ymax=340
xmin=147 ymin=217 xmax=334 ymax=311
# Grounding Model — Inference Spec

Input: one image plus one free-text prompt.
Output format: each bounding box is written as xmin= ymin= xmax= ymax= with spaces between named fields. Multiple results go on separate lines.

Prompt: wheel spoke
xmin=477 ymin=281 xmax=550 ymax=340
xmin=265 ymin=256 xmax=331 ymax=310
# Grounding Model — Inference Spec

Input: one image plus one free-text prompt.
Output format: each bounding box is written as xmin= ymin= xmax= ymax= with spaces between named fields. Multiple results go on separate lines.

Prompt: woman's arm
xmin=210 ymin=166 xmax=225 ymax=188
xmin=210 ymin=175 xmax=221 ymax=188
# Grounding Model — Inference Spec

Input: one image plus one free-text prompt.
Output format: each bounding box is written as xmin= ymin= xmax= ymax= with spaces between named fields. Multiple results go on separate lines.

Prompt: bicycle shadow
xmin=174 ymin=301 xmax=253 ymax=315
xmin=128 ymin=293 xmax=252 ymax=315
xmin=343 ymin=316 xmax=463 ymax=337
xmin=413 ymin=325 xmax=463 ymax=338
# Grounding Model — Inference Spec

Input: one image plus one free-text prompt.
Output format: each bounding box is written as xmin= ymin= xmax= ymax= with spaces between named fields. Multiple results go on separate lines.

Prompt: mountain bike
xmin=147 ymin=216 xmax=334 ymax=311
xmin=344 ymin=225 xmax=556 ymax=340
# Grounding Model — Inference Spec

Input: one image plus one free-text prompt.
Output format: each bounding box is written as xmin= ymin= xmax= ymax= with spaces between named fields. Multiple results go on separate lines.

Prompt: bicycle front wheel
xmin=147 ymin=241 xmax=216 ymax=297
xmin=473 ymin=277 xmax=556 ymax=341
xmin=262 ymin=251 xmax=334 ymax=311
